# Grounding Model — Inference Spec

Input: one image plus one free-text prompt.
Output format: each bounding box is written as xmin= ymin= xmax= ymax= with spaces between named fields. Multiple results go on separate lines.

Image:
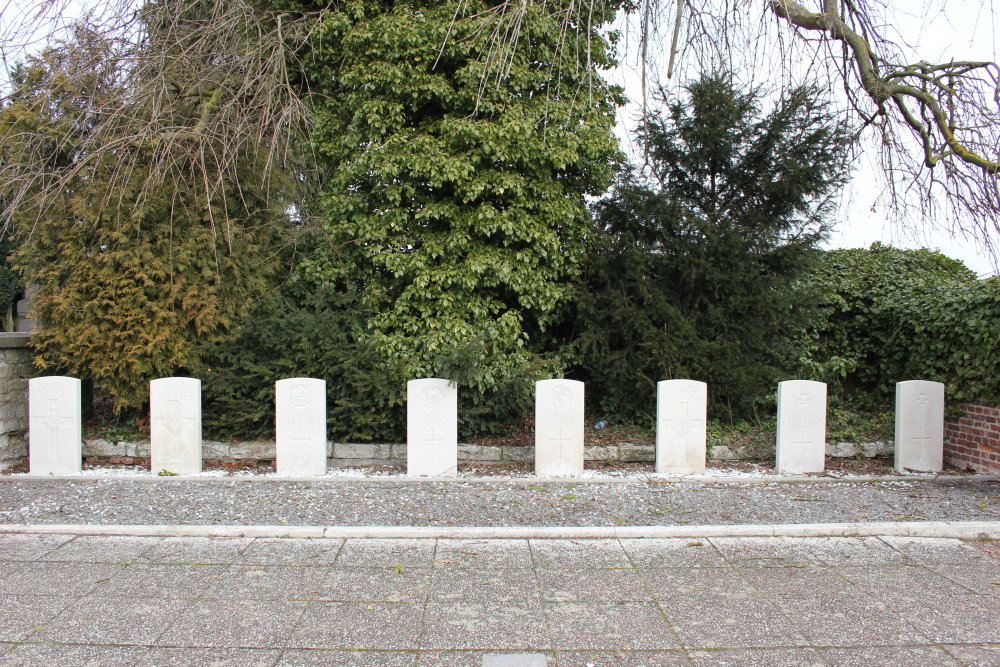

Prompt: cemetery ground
xmin=4 ymin=419 xmax=1000 ymax=664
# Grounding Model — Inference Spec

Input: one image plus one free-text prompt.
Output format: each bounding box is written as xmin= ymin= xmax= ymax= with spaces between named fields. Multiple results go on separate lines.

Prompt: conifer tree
xmin=572 ymin=72 xmax=852 ymax=421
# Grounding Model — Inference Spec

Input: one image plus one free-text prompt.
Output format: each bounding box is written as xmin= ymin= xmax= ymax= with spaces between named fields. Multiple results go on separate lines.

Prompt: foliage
xmin=0 ymin=235 xmax=20 ymax=329
xmin=201 ymin=282 xmax=407 ymax=442
xmin=799 ymin=243 xmax=1000 ymax=404
xmin=2 ymin=27 xmax=296 ymax=410
xmin=291 ymin=0 xmax=625 ymax=432
xmin=567 ymin=72 xmax=852 ymax=423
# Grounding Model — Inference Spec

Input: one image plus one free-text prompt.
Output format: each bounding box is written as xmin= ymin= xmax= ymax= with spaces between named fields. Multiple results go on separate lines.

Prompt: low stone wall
xmin=79 ymin=438 xmax=893 ymax=467
xmin=945 ymin=401 xmax=1000 ymax=476
xmin=0 ymin=333 xmax=30 ymax=470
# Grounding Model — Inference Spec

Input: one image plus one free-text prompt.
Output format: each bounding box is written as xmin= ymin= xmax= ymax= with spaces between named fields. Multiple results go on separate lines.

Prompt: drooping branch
xmin=770 ymin=0 xmax=999 ymax=175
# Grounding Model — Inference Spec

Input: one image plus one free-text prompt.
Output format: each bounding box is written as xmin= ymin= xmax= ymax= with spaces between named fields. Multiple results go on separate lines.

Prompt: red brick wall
xmin=944 ymin=401 xmax=1000 ymax=475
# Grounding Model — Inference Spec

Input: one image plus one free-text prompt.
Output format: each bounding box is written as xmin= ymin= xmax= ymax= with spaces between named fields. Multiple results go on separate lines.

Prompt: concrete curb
xmin=2 ymin=521 xmax=999 ymax=540
xmin=0 ymin=474 xmax=994 ymax=485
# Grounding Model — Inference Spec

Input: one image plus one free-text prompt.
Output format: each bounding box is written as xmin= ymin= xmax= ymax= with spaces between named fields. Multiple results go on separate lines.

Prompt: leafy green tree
xmin=1 ymin=26 xmax=296 ymax=410
xmin=800 ymin=244 xmax=999 ymax=406
xmin=569 ymin=72 xmax=852 ymax=422
xmin=292 ymin=0 xmax=625 ymax=433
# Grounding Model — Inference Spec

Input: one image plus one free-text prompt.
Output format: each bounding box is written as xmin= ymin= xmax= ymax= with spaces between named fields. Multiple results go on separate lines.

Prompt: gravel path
xmin=1 ymin=477 xmax=998 ymax=527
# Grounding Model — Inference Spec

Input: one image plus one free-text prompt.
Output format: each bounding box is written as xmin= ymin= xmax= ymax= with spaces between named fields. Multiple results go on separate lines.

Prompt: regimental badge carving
xmin=552 ymin=386 xmax=570 ymax=409
xmin=423 ymin=385 xmax=444 ymax=408
xmin=290 ymin=383 xmax=311 ymax=407
xmin=797 ymin=392 xmax=811 ymax=407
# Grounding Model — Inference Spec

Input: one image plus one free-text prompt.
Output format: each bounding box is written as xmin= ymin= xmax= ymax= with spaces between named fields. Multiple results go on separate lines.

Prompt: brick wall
xmin=944 ymin=401 xmax=1000 ymax=476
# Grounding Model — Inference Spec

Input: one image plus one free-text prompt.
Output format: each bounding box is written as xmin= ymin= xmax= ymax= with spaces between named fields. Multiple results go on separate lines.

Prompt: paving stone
xmin=0 ymin=596 xmax=74 ymax=643
xmin=619 ymin=538 xmax=729 ymax=568
xmin=158 ymin=599 xmax=308 ymax=649
xmin=235 ymin=538 xmax=343 ymax=566
xmin=429 ymin=568 xmax=540 ymax=605
xmin=0 ymin=534 xmax=72 ymax=562
xmin=94 ymin=563 xmax=229 ymax=599
xmin=0 ymin=642 xmax=150 ymax=666
xmin=529 ymin=539 xmax=631 ymax=569
xmin=317 ymin=566 xmax=432 ymax=603
xmin=544 ymin=602 xmax=680 ymax=651
xmin=421 ymin=603 xmax=549 ymax=651
xmin=895 ymin=595 xmax=1000 ymax=644
xmin=640 ymin=567 xmax=760 ymax=601
xmin=774 ymin=596 xmax=930 ymax=646
xmin=738 ymin=565 xmax=854 ymax=598
xmin=482 ymin=653 xmax=548 ymax=667
xmin=880 ymin=536 xmax=992 ymax=567
xmin=335 ymin=539 xmax=437 ymax=568
xmin=660 ymin=596 xmax=807 ymax=649
xmin=803 ymin=537 xmax=914 ymax=567
xmin=537 ymin=568 xmax=651 ymax=602
xmin=278 ymin=649 xmax=416 ymax=666
xmin=0 ymin=562 xmax=119 ymax=597
xmin=688 ymin=647 xmax=826 ymax=666
xmin=924 ymin=563 xmax=1000 ymax=595
xmin=942 ymin=643 xmax=1000 ymax=666
xmin=289 ymin=601 xmax=423 ymax=650
xmin=142 ymin=537 xmax=254 ymax=564
xmin=841 ymin=564 xmax=982 ymax=606
xmin=553 ymin=651 xmax=690 ymax=666
xmin=141 ymin=647 xmax=281 ymax=666
xmin=36 ymin=596 xmax=189 ymax=645
xmin=432 ymin=539 xmax=532 ymax=569
xmin=815 ymin=646 xmax=961 ymax=666
xmin=205 ymin=565 xmax=326 ymax=601
xmin=42 ymin=536 xmax=163 ymax=564
xmin=710 ymin=537 xmax=824 ymax=568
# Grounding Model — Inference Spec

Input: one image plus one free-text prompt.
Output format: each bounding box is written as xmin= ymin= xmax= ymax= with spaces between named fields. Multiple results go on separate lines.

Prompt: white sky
xmin=605 ymin=1 xmax=1000 ymax=277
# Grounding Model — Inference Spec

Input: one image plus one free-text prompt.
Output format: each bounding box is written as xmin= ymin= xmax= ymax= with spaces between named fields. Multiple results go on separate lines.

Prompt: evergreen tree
xmin=571 ymin=72 xmax=852 ymax=422
xmin=1 ymin=25 xmax=296 ymax=410
xmin=293 ymin=0 xmax=625 ymax=433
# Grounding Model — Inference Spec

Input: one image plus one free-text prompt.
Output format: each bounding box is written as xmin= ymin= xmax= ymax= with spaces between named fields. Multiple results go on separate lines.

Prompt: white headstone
xmin=656 ymin=379 xmax=708 ymax=474
xmin=535 ymin=379 xmax=585 ymax=477
xmin=275 ymin=378 xmax=327 ymax=477
xmin=407 ymin=378 xmax=457 ymax=477
xmin=28 ymin=376 xmax=82 ymax=475
xmin=894 ymin=380 xmax=945 ymax=473
xmin=775 ymin=380 xmax=827 ymax=474
xmin=150 ymin=377 xmax=202 ymax=475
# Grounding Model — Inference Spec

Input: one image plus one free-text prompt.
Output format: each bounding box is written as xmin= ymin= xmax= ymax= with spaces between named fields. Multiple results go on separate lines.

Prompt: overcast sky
xmin=606 ymin=1 xmax=999 ymax=277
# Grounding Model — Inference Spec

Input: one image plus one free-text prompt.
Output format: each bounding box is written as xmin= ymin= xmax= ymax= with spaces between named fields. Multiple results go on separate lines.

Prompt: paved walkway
xmin=1 ymin=532 xmax=999 ymax=665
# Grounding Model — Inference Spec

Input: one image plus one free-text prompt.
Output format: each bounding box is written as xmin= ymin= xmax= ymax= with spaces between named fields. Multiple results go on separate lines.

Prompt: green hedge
xmin=800 ymin=243 xmax=999 ymax=405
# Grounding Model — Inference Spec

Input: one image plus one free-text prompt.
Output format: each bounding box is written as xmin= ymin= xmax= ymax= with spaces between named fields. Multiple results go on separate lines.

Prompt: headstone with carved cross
xmin=407 ymin=378 xmax=457 ymax=477
xmin=28 ymin=376 xmax=81 ymax=475
xmin=276 ymin=377 xmax=327 ymax=477
xmin=656 ymin=379 xmax=708 ymax=474
xmin=775 ymin=380 xmax=827 ymax=474
xmin=894 ymin=380 xmax=944 ymax=473
xmin=535 ymin=379 xmax=585 ymax=476
xmin=150 ymin=377 xmax=202 ymax=475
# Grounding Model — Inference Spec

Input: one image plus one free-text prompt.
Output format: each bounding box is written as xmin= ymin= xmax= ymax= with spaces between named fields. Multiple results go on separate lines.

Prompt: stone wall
xmin=0 ymin=333 xmax=31 ymax=470
xmin=945 ymin=401 xmax=1000 ymax=476
xmin=81 ymin=439 xmax=892 ymax=468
